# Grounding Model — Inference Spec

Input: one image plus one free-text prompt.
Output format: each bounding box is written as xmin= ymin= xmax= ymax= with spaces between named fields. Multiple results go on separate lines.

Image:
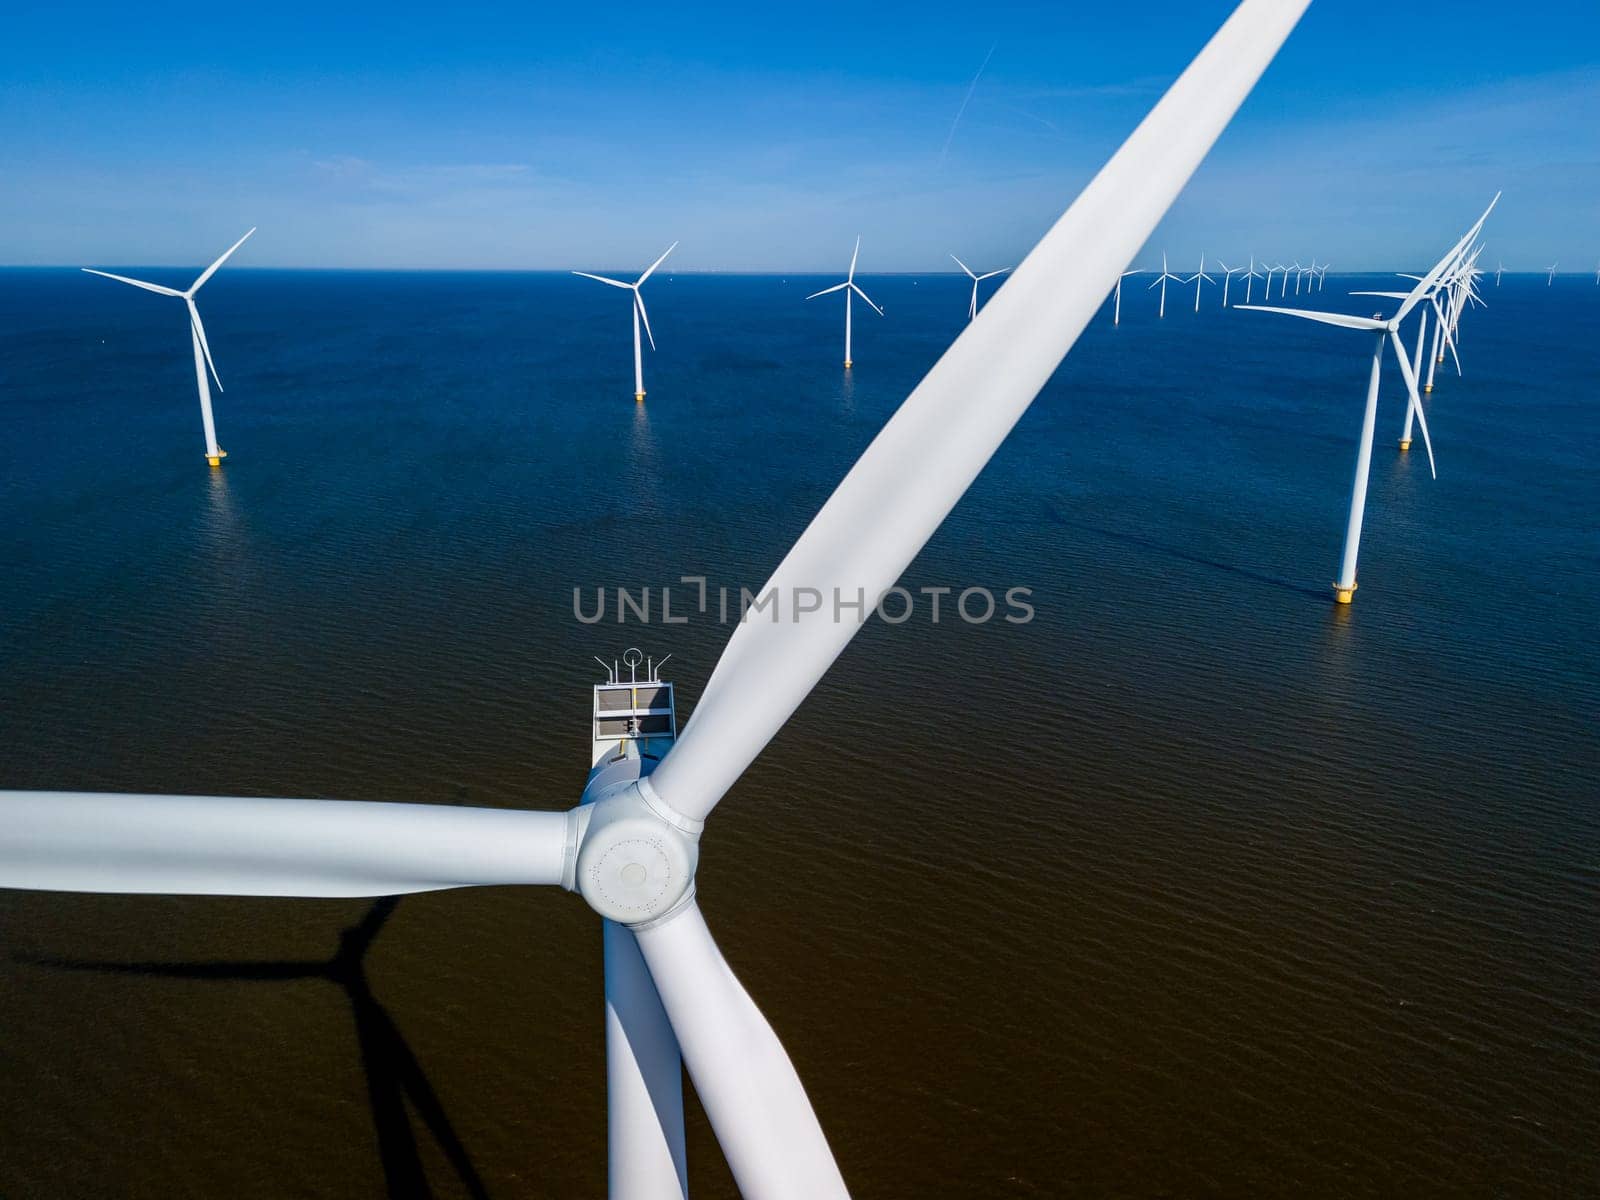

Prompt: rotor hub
xmin=574 ymin=782 xmax=698 ymax=926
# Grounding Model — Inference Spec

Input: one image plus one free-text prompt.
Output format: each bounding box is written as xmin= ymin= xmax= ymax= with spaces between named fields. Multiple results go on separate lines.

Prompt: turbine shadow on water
xmin=1049 ymin=510 xmax=1329 ymax=602
xmin=19 ymin=898 xmax=490 ymax=1200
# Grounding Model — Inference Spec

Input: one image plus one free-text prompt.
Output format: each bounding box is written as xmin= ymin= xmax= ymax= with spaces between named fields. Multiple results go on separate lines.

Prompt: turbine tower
xmin=83 ymin=228 xmax=256 ymax=468
xmin=574 ymin=242 xmax=678 ymax=403
xmin=806 ymin=237 xmax=883 ymax=368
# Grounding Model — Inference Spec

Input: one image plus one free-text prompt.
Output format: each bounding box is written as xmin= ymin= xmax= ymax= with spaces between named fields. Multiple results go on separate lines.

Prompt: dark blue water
xmin=1 ymin=268 xmax=1596 ymax=1197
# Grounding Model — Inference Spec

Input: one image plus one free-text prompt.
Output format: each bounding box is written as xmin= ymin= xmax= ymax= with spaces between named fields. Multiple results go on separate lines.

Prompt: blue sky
xmin=2 ymin=1 xmax=1597 ymax=271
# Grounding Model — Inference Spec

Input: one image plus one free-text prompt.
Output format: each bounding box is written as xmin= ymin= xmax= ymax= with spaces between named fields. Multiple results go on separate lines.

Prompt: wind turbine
xmin=1217 ymin=260 xmax=1245 ymax=307
xmin=1112 ymin=269 xmax=1142 ymax=325
xmin=1283 ymin=261 xmax=1301 ymax=298
xmin=1185 ymin=254 xmax=1216 ymax=311
xmin=1242 ymin=195 xmax=1497 ymax=604
xmin=1546 ymin=262 xmax=1558 ymax=285
xmin=0 ymin=4 xmax=1312 ymax=1198
xmin=1317 ymin=263 xmax=1329 ymax=292
xmin=1244 ymin=255 xmax=1264 ymax=304
xmin=1495 ymin=261 xmax=1503 ymax=287
xmin=1147 ymin=252 xmax=1183 ymax=318
xmin=806 ymin=237 xmax=882 ymax=368
xmin=83 ymin=228 xmax=256 ymax=468
xmin=1262 ymin=261 xmax=1281 ymax=299
xmin=950 ymin=255 xmax=1011 ymax=321
xmin=574 ymin=242 xmax=678 ymax=403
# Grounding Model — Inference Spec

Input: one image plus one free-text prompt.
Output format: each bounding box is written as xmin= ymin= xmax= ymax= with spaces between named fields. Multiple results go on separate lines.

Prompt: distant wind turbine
xmin=1546 ymin=262 xmax=1558 ymax=285
xmin=574 ymin=242 xmax=677 ymax=403
xmin=1147 ymin=253 xmax=1183 ymax=318
xmin=1217 ymin=260 xmax=1244 ymax=308
xmin=82 ymin=228 xmax=256 ymax=468
xmin=1241 ymin=194 xmax=1497 ymax=603
xmin=1184 ymin=254 xmax=1215 ymax=311
xmin=950 ymin=255 xmax=1011 ymax=321
xmin=1112 ymin=269 xmax=1141 ymax=325
xmin=806 ymin=238 xmax=883 ymax=368
xmin=1243 ymin=256 xmax=1264 ymax=304
xmin=1495 ymin=261 xmax=1503 ymax=287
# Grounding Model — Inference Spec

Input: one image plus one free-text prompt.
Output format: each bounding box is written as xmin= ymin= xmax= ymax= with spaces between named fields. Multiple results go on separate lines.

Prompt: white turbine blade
xmin=643 ymin=0 xmax=1310 ymax=824
xmin=804 ymin=282 xmax=849 ymax=301
xmin=636 ymin=290 xmax=657 ymax=352
xmin=636 ymin=241 xmax=679 ymax=287
xmin=189 ymin=227 xmax=256 ymax=294
xmin=950 ymin=254 xmax=976 ymax=279
xmin=1394 ymin=192 xmax=1500 ymax=325
xmin=574 ymin=271 xmax=635 ymax=289
xmin=635 ymin=899 xmax=848 ymax=1200
xmin=1235 ymin=304 xmax=1385 ymax=332
xmin=605 ymin=920 xmax=688 ymax=1200
xmin=1349 ymin=291 xmax=1410 ymax=299
xmin=0 ymin=791 xmax=571 ymax=897
xmin=847 ymin=236 xmax=861 ymax=282
xmin=977 ymin=268 xmax=1012 ymax=281
xmin=81 ymin=269 xmax=184 ymax=298
xmin=849 ymin=282 xmax=884 ymax=316
xmin=187 ymin=299 xmax=224 ymax=392
xmin=1388 ymin=327 xmax=1436 ymax=479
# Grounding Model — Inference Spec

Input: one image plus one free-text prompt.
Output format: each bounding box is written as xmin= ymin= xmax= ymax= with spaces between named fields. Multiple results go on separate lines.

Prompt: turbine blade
xmin=573 ymin=271 xmax=634 ymax=289
xmin=188 ymin=299 xmax=223 ymax=392
xmin=950 ymin=254 xmax=976 ymax=279
xmin=189 ymin=227 xmax=256 ymax=294
xmin=849 ymin=282 xmax=884 ymax=316
xmin=1388 ymin=326 xmax=1436 ymax=480
xmin=1234 ymin=304 xmax=1385 ymax=332
xmin=81 ymin=269 xmax=183 ymax=298
xmin=1349 ymin=291 xmax=1411 ymax=299
xmin=977 ymin=268 xmax=1012 ymax=281
xmin=644 ymin=0 xmax=1310 ymax=824
xmin=605 ymin=920 xmax=688 ymax=1199
xmin=804 ymin=282 xmax=849 ymax=300
xmin=1394 ymin=193 xmax=1500 ymax=325
xmin=636 ymin=241 xmax=678 ymax=287
xmin=0 ymin=791 xmax=570 ymax=897
xmin=636 ymin=899 xmax=848 ymax=1200
xmin=848 ymin=236 xmax=860 ymax=282
xmin=636 ymin=290 xmax=657 ymax=352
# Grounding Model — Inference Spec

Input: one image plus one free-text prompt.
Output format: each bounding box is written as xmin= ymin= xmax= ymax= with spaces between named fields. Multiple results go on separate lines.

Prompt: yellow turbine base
xmin=206 ymin=456 xmax=222 ymax=467
xmin=843 ymin=360 xmax=852 ymax=369
xmin=1423 ymin=384 xmax=1433 ymax=393
xmin=634 ymin=392 xmax=646 ymax=403
xmin=1332 ymin=583 xmax=1357 ymax=605
xmin=1398 ymin=439 xmax=1411 ymax=452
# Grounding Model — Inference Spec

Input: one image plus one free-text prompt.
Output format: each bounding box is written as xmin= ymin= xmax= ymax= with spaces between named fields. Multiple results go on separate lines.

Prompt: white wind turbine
xmin=1495 ymin=261 xmax=1503 ymax=287
xmin=1184 ymin=254 xmax=1216 ymax=311
xmin=1546 ymin=262 xmax=1558 ymax=285
xmin=1216 ymin=260 xmax=1245 ymax=307
xmin=950 ymin=254 xmax=1012 ymax=321
xmin=1147 ymin=252 xmax=1184 ymax=318
xmin=0 ymin=4 xmax=1312 ymax=1198
xmin=574 ymin=242 xmax=678 ymax=403
xmin=83 ymin=228 xmax=256 ymax=468
xmin=1243 ymin=255 xmax=1264 ymax=304
xmin=1282 ymin=261 xmax=1300 ymax=298
xmin=806 ymin=237 xmax=883 ymax=368
xmin=1316 ymin=263 xmax=1329 ymax=291
xmin=1262 ymin=261 xmax=1282 ymax=299
xmin=1112 ymin=268 xmax=1142 ymax=325
xmin=1241 ymin=195 xmax=1497 ymax=605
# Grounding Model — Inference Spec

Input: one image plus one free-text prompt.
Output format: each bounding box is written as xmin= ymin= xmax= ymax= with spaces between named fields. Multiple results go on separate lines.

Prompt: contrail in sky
xmin=939 ymin=41 xmax=997 ymax=166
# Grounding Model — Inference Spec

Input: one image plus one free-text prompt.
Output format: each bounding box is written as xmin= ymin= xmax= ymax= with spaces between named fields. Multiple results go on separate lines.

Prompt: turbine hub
xmin=574 ymin=781 xmax=698 ymax=927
